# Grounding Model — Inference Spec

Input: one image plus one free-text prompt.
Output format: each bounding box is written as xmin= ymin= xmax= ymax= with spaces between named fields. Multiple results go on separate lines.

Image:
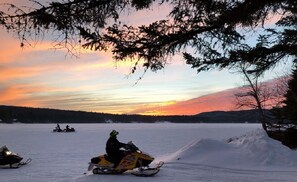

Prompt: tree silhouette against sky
xmin=0 ymin=0 xmax=296 ymax=76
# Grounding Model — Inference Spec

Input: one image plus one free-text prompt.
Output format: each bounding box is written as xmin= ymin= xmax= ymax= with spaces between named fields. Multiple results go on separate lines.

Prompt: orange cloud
xmin=0 ymin=83 xmax=47 ymax=107
xmin=0 ymin=67 xmax=40 ymax=81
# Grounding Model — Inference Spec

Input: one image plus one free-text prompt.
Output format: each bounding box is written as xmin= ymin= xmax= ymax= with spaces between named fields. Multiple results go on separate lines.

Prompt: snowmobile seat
xmin=104 ymin=154 xmax=114 ymax=163
xmin=91 ymin=157 xmax=101 ymax=164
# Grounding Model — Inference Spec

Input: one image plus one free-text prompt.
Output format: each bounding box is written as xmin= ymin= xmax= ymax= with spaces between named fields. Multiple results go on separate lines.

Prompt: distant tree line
xmin=0 ymin=105 xmax=261 ymax=124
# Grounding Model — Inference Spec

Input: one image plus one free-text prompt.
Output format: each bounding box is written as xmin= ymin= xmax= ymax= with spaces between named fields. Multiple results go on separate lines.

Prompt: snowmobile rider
xmin=105 ymin=130 xmax=127 ymax=167
xmin=56 ymin=124 xmax=61 ymax=131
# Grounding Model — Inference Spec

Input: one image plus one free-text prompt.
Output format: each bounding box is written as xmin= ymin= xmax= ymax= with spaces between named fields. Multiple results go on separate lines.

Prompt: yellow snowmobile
xmin=88 ymin=141 xmax=163 ymax=177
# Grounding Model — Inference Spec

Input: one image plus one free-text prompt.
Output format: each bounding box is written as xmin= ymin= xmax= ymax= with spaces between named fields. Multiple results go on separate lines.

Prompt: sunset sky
xmin=0 ymin=1 xmax=292 ymax=115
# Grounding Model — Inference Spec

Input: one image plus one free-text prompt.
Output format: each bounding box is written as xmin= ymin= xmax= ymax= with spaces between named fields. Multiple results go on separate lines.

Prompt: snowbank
xmin=160 ymin=129 xmax=297 ymax=170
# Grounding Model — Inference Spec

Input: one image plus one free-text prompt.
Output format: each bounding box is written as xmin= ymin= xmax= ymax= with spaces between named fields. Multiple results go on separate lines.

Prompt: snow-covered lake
xmin=0 ymin=123 xmax=296 ymax=182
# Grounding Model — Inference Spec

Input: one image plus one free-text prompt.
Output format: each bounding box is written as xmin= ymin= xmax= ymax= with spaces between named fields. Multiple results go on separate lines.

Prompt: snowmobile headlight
xmin=5 ymin=151 xmax=12 ymax=155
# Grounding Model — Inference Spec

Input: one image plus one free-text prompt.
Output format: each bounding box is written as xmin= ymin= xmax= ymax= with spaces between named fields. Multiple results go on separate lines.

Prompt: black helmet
xmin=110 ymin=130 xmax=119 ymax=137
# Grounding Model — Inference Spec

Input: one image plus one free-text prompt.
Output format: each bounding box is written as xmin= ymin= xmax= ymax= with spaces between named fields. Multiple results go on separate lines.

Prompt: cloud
xmin=0 ymin=1 xmax=288 ymax=116
xmin=128 ymin=76 xmax=289 ymax=116
xmin=0 ymin=76 xmax=286 ymax=116
xmin=0 ymin=83 xmax=47 ymax=106
xmin=128 ymin=88 xmax=238 ymax=115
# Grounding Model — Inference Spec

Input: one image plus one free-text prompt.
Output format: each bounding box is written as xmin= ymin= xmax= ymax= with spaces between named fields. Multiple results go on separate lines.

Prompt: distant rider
xmin=56 ymin=124 xmax=61 ymax=132
xmin=105 ymin=130 xmax=127 ymax=167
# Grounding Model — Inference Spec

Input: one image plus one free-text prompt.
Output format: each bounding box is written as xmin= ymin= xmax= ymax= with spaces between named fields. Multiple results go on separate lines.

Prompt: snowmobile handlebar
xmin=124 ymin=141 xmax=140 ymax=152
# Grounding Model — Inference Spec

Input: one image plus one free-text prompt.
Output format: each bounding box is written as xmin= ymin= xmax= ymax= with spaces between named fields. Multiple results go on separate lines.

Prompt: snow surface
xmin=0 ymin=123 xmax=296 ymax=182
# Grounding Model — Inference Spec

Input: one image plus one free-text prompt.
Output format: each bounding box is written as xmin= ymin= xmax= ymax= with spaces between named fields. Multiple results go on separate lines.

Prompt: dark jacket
xmin=105 ymin=137 xmax=126 ymax=156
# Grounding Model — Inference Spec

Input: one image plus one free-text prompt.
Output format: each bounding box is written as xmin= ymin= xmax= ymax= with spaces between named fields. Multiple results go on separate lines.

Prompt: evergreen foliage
xmin=283 ymin=66 xmax=297 ymax=124
xmin=266 ymin=67 xmax=297 ymax=149
xmin=0 ymin=0 xmax=296 ymax=75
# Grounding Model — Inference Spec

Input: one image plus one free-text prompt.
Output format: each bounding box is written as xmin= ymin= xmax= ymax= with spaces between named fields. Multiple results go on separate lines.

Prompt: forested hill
xmin=0 ymin=105 xmax=261 ymax=123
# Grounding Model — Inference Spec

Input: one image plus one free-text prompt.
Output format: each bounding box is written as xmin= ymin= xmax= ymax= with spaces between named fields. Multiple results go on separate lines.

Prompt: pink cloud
xmin=135 ymin=88 xmax=237 ymax=115
xmin=129 ymin=77 xmax=289 ymax=116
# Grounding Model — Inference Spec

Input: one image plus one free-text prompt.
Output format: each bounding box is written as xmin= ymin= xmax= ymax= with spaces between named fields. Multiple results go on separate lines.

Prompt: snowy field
xmin=0 ymin=123 xmax=297 ymax=182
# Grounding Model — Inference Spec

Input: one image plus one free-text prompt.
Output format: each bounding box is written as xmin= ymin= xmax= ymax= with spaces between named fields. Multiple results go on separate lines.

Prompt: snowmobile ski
xmin=0 ymin=158 xmax=32 ymax=169
xmin=16 ymin=158 xmax=32 ymax=168
xmin=131 ymin=161 xmax=164 ymax=177
xmin=10 ymin=158 xmax=32 ymax=168
xmin=92 ymin=167 xmax=123 ymax=175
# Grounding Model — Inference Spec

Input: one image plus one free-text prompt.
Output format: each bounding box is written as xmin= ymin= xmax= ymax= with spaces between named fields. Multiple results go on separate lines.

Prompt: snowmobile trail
xmin=2 ymin=124 xmax=297 ymax=182
xmin=162 ymin=162 xmax=297 ymax=182
xmin=75 ymin=162 xmax=297 ymax=182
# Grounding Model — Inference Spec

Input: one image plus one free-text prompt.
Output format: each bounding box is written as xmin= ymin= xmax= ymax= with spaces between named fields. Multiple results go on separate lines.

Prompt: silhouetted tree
xmin=234 ymin=63 xmax=290 ymax=130
xmin=283 ymin=66 xmax=297 ymax=124
xmin=261 ymin=66 xmax=297 ymax=149
xmin=0 ymin=0 xmax=296 ymax=75
xmin=234 ymin=64 xmax=271 ymax=131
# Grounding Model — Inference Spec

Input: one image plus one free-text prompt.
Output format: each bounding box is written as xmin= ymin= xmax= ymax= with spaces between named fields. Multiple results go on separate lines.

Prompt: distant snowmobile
xmin=0 ymin=146 xmax=31 ymax=168
xmin=64 ymin=127 xmax=75 ymax=132
xmin=88 ymin=141 xmax=164 ymax=177
xmin=52 ymin=126 xmax=75 ymax=132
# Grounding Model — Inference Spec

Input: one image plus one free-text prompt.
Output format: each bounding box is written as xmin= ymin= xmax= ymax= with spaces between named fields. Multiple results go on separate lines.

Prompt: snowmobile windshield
xmin=126 ymin=142 xmax=140 ymax=152
xmin=0 ymin=146 xmax=9 ymax=153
